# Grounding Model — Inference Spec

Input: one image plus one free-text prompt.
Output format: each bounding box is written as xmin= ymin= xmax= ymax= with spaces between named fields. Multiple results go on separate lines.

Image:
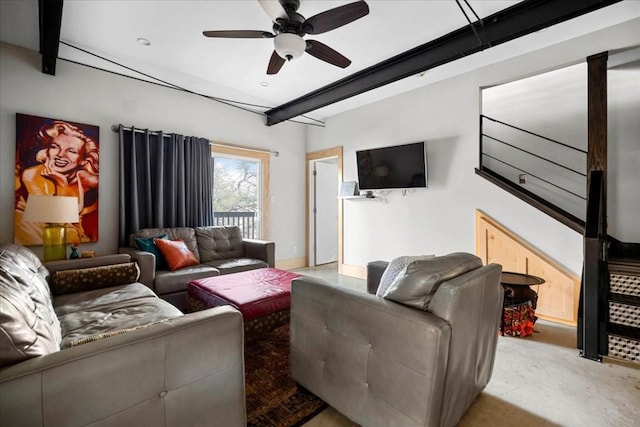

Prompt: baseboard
xmin=536 ymin=314 xmax=578 ymax=326
xmin=276 ymin=257 xmax=306 ymax=270
xmin=339 ymin=263 xmax=366 ymax=279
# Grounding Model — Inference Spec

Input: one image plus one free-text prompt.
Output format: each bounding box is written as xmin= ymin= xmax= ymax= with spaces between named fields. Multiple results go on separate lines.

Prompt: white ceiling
xmin=1 ymin=1 xmax=639 ymax=125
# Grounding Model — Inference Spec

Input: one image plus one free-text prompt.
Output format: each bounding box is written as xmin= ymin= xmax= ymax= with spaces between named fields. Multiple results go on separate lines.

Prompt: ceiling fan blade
xmin=267 ymin=50 xmax=286 ymax=74
xmin=203 ymin=30 xmax=274 ymax=38
xmin=305 ymin=40 xmax=351 ymax=68
xmin=258 ymin=0 xmax=288 ymax=23
xmin=302 ymin=1 xmax=369 ymax=35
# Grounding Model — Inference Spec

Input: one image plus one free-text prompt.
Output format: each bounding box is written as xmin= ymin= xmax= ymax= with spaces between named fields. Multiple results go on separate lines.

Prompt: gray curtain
xmin=118 ymin=126 xmax=213 ymax=245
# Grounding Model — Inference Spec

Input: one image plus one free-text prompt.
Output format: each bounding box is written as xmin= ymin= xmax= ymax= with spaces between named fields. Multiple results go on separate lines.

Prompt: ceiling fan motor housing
xmin=272 ymin=10 xmax=305 ymax=35
xmin=271 ymin=1 xmax=309 ymax=60
xmin=281 ymin=0 xmax=301 ymax=13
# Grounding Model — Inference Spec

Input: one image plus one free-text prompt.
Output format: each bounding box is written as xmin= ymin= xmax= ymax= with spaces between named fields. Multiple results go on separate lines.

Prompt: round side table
xmin=500 ymin=272 xmax=545 ymax=336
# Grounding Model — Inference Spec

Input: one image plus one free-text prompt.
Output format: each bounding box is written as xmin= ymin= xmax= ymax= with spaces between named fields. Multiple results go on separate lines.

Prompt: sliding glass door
xmin=211 ymin=145 xmax=270 ymax=239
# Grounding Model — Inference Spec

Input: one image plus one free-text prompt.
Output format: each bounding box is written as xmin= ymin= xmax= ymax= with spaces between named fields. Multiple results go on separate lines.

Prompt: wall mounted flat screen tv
xmin=356 ymin=141 xmax=427 ymax=190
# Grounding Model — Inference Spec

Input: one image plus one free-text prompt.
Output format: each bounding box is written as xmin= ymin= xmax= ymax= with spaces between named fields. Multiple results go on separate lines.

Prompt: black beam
xmin=39 ymin=0 xmax=63 ymax=75
xmin=582 ymin=170 xmax=606 ymax=361
xmin=265 ymin=0 xmax=622 ymax=126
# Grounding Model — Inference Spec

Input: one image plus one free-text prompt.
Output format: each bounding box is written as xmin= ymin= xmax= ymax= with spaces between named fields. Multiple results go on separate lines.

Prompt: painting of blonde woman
xmin=14 ymin=113 xmax=99 ymax=245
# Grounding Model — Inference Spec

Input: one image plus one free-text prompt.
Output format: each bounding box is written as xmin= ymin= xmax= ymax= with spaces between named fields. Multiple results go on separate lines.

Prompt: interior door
xmin=311 ymin=159 xmax=338 ymax=265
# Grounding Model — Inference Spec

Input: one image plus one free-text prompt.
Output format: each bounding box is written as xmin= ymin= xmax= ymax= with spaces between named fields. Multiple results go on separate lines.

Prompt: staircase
xmin=475 ymin=115 xmax=640 ymax=365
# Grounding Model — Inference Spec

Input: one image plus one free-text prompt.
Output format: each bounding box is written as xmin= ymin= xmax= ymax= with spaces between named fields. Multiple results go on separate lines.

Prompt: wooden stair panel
xmin=530 ymin=262 xmax=579 ymax=323
xmin=475 ymin=210 xmax=580 ymax=326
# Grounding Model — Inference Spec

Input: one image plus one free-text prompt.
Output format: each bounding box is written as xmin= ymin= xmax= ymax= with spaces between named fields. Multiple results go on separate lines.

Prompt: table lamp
xmin=22 ymin=195 xmax=80 ymax=261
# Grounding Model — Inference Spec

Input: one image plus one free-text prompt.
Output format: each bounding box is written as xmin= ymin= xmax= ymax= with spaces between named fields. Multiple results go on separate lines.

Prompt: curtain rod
xmin=111 ymin=124 xmax=178 ymax=137
xmin=211 ymin=142 xmax=279 ymax=157
xmin=112 ymin=125 xmax=279 ymax=156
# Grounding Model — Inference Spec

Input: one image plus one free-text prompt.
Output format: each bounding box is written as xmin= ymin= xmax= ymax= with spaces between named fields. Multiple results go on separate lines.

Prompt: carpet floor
xmin=244 ymin=324 xmax=327 ymax=427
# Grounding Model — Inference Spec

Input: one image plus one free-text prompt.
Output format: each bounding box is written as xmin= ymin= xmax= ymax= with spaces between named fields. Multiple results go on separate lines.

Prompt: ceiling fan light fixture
xmin=274 ymin=33 xmax=306 ymax=61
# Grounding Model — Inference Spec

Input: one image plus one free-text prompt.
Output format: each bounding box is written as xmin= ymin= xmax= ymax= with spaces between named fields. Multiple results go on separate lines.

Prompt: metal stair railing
xmin=476 ymin=115 xmax=588 ymax=233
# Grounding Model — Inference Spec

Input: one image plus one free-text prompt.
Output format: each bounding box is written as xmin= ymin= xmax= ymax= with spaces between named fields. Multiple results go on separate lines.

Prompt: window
xmin=211 ymin=145 xmax=270 ymax=239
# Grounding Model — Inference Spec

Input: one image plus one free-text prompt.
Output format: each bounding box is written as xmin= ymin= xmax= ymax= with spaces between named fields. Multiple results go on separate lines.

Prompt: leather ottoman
xmin=187 ymin=268 xmax=300 ymax=337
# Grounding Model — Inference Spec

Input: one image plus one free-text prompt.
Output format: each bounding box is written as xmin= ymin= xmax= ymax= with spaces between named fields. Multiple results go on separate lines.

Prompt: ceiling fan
xmin=203 ymin=0 xmax=369 ymax=75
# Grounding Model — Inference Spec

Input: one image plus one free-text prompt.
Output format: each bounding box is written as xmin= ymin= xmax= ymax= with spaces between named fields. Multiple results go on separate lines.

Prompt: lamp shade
xmin=274 ymin=33 xmax=306 ymax=61
xmin=23 ymin=195 xmax=79 ymax=224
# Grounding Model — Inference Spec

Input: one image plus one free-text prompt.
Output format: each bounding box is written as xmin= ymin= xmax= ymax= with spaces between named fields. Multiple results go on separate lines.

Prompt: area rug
xmin=244 ymin=323 xmax=327 ymax=427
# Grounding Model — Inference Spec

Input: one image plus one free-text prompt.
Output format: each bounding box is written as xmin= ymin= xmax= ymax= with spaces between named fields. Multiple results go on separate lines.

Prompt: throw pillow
xmin=0 ymin=256 xmax=61 ymax=368
xmin=154 ymin=239 xmax=199 ymax=271
xmin=50 ymin=262 xmax=141 ymax=296
xmin=134 ymin=234 xmax=168 ymax=269
xmin=382 ymin=252 xmax=483 ymax=310
xmin=376 ymin=255 xmax=433 ymax=296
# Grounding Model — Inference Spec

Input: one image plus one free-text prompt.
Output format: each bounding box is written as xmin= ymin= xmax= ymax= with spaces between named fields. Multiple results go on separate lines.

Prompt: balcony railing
xmin=213 ymin=211 xmax=257 ymax=239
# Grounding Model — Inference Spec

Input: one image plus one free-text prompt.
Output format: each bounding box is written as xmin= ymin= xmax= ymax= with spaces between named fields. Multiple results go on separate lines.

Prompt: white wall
xmin=482 ymin=63 xmax=588 ymax=220
xmin=482 ymin=58 xmax=640 ymax=241
xmin=608 ymin=61 xmax=640 ymax=241
xmin=483 ymin=63 xmax=589 ymax=149
xmin=0 ymin=42 xmax=307 ymax=261
xmin=308 ymin=18 xmax=640 ymax=276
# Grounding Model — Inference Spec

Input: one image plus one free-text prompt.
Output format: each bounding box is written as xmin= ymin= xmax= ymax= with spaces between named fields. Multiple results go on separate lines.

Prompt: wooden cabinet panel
xmin=526 ymin=254 xmax=578 ymax=323
xmin=482 ymin=221 xmax=525 ymax=272
xmin=476 ymin=210 xmax=580 ymax=326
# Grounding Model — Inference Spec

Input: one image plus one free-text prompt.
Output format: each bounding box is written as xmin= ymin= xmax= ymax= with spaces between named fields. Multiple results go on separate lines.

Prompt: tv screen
xmin=356 ymin=142 xmax=427 ymax=190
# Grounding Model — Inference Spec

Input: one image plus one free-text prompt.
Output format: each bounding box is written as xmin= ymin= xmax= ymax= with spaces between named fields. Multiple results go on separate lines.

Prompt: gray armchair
xmin=290 ymin=254 xmax=503 ymax=427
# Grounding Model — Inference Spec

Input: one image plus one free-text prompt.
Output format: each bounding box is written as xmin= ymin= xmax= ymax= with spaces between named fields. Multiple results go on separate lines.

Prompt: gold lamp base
xmin=43 ymin=223 xmax=67 ymax=262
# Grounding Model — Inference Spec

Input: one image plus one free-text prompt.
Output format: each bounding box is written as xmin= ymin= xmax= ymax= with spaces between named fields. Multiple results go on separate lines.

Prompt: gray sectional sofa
xmin=119 ymin=225 xmax=275 ymax=311
xmin=0 ymin=243 xmax=245 ymax=426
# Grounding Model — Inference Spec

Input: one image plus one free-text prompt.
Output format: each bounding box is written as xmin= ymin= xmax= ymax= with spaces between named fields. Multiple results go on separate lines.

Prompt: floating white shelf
xmin=339 ymin=195 xmax=377 ymax=200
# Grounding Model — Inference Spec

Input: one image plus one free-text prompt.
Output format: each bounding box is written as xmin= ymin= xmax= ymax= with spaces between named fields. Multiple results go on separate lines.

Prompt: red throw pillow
xmin=154 ymin=239 xmax=199 ymax=271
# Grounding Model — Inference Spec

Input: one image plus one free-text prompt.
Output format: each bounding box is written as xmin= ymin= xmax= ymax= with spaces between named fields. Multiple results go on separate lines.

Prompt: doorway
xmin=309 ymin=158 xmax=338 ymax=265
xmin=211 ymin=144 xmax=270 ymax=239
xmin=306 ymin=147 xmax=343 ymax=268
xmin=212 ymin=155 xmax=261 ymax=239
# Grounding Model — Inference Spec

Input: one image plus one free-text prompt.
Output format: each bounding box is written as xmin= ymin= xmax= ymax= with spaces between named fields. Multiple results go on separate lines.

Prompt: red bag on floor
xmin=503 ymin=303 xmax=536 ymax=337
